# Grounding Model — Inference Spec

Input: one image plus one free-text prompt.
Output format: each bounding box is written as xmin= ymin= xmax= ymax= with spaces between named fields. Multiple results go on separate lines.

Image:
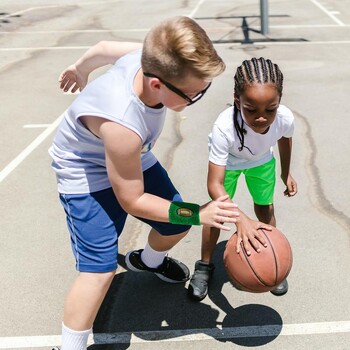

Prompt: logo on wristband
xmin=177 ymin=208 xmax=193 ymax=217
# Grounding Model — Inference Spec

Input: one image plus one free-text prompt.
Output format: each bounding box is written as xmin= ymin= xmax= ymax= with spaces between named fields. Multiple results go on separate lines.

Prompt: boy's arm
xmin=207 ymin=162 xmax=269 ymax=255
xmin=59 ymin=41 xmax=142 ymax=93
xmin=278 ymin=137 xmax=298 ymax=197
xmin=77 ymin=116 xmax=240 ymax=231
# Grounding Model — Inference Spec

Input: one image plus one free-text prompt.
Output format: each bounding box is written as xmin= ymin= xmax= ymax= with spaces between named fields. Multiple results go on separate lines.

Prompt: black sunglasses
xmin=143 ymin=72 xmax=211 ymax=105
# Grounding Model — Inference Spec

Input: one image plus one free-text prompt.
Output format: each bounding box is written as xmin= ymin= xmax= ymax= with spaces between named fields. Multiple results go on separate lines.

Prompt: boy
xmin=49 ymin=16 xmax=250 ymax=350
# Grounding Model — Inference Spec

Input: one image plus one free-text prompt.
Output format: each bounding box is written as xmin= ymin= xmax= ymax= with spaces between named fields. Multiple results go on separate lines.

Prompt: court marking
xmin=0 ymin=321 xmax=349 ymax=348
xmin=23 ymin=124 xmax=51 ymax=128
xmin=1 ymin=0 xmax=123 ymax=18
xmin=0 ymin=115 xmax=62 ymax=184
xmin=0 ymin=2 xmax=348 ymax=348
xmin=310 ymin=0 xmax=345 ymax=26
xmin=1 ymin=39 xmax=350 ymax=54
xmin=0 ymin=23 xmax=350 ymax=35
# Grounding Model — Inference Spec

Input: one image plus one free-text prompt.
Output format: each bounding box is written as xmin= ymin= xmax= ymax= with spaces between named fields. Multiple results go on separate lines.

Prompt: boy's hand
xmin=283 ymin=174 xmax=298 ymax=197
xmin=59 ymin=64 xmax=88 ymax=93
xmin=235 ymin=211 xmax=271 ymax=255
xmin=200 ymin=195 xmax=240 ymax=231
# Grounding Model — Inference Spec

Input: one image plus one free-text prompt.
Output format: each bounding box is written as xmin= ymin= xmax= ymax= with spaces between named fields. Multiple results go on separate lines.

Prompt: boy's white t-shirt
xmin=208 ymin=104 xmax=294 ymax=170
xmin=49 ymin=50 xmax=166 ymax=194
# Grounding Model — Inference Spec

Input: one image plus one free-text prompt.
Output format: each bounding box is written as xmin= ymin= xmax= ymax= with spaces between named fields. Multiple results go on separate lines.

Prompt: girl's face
xmin=235 ymin=83 xmax=281 ymax=134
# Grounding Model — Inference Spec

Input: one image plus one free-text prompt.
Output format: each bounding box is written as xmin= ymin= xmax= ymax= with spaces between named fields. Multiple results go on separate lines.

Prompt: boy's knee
xmin=81 ymin=270 xmax=116 ymax=288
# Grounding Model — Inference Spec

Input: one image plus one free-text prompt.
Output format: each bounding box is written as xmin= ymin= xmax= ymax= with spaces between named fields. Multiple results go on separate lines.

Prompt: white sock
xmin=61 ymin=322 xmax=92 ymax=350
xmin=141 ymin=243 xmax=169 ymax=268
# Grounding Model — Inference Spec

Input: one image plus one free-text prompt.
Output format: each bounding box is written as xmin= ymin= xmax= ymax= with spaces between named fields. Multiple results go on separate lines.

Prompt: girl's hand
xmin=235 ymin=212 xmax=271 ymax=255
xmin=283 ymin=174 xmax=298 ymax=197
xmin=200 ymin=195 xmax=240 ymax=231
xmin=59 ymin=64 xmax=88 ymax=93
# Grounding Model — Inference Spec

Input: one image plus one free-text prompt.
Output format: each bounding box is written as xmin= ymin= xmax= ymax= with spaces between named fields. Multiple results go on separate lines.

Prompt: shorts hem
xmin=77 ymin=262 xmax=118 ymax=273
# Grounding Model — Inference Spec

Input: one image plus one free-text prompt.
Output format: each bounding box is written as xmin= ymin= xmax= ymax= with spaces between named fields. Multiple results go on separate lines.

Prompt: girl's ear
xmin=234 ymin=94 xmax=240 ymax=109
xmin=279 ymin=92 xmax=283 ymax=103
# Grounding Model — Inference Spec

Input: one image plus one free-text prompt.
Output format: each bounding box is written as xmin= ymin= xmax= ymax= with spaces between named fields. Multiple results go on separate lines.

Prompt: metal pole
xmin=260 ymin=0 xmax=269 ymax=35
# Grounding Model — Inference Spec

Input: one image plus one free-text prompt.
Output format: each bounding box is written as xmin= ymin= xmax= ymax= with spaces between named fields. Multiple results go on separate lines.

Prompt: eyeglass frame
xmin=143 ymin=72 xmax=211 ymax=105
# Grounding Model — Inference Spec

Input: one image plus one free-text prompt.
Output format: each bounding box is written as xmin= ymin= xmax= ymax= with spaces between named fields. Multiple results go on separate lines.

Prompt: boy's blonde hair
xmin=141 ymin=16 xmax=225 ymax=82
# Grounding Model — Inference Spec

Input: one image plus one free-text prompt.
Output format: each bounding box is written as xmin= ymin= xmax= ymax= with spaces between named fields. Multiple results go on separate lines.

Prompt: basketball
xmin=223 ymin=227 xmax=293 ymax=293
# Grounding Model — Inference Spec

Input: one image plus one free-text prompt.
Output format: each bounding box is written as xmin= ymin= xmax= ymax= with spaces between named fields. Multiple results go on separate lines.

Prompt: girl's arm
xmin=59 ymin=41 xmax=142 ymax=93
xmin=278 ymin=137 xmax=298 ymax=197
xmin=207 ymin=162 xmax=269 ymax=255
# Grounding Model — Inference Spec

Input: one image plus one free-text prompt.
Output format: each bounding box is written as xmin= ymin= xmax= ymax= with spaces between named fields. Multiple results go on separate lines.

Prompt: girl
xmin=188 ymin=57 xmax=298 ymax=301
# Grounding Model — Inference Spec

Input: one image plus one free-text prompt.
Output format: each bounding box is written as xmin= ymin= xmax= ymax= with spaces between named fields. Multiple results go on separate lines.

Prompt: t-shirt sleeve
xmin=208 ymin=124 xmax=230 ymax=166
xmin=279 ymin=105 xmax=295 ymax=138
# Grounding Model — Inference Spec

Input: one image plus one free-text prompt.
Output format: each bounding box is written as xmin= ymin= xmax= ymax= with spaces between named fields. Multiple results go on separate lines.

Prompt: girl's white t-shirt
xmin=208 ymin=104 xmax=294 ymax=170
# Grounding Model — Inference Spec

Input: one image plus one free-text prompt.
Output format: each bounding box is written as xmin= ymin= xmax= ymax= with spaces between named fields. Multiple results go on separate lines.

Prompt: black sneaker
xmin=271 ymin=279 xmax=288 ymax=296
xmin=125 ymin=249 xmax=190 ymax=283
xmin=187 ymin=260 xmax=215 ymax=301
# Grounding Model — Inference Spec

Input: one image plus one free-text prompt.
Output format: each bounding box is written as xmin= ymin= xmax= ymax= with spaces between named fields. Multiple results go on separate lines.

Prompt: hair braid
xmin=233 ymin=57 xmax=284 ymax=154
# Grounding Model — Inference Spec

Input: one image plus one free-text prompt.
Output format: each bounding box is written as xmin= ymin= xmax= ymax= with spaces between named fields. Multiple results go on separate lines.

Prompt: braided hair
xmin=233 ymin=57 xmax=284 ymax=154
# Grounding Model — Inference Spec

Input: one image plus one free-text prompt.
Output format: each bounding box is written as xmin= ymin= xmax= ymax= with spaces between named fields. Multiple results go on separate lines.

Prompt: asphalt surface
xmin=0 ymin=1 xmax=349 ymax=349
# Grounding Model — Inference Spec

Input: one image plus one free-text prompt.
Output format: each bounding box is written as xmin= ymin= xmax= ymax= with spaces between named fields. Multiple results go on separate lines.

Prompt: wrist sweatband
xmin=168 ymin=201 xmax=200 ymax=226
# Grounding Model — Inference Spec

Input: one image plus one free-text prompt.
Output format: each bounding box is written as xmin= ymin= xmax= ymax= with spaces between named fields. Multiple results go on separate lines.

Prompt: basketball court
xmin=0 ymin=0 xmax=349 ymax=349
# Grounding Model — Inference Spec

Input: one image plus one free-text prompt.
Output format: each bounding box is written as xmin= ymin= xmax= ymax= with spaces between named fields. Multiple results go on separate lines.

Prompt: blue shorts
xmin=59 ymin=162 xmax=191 ymax=273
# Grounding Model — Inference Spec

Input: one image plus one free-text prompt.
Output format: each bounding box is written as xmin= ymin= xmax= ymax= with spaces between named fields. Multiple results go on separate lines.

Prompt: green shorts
xmin=224 ymin=157 xmax=276 ymax=205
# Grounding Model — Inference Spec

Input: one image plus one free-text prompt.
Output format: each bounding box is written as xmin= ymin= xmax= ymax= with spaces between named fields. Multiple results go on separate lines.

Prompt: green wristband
xmin=168 ymin=201 xmax=200 ymax=226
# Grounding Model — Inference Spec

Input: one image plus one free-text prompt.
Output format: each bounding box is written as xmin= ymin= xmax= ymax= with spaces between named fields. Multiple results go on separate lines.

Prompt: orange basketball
xmin=223 ymin=227 xmax=293 ymax=293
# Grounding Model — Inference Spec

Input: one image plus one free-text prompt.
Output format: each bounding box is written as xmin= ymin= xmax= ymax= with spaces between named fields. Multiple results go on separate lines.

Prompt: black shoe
xmin=271 ymin=279 xmax=288 ymax=296
xmin=125 ymin=249 xmax=190 ymax=283
xmin=187 ymin=260 xmax=215 ymax=301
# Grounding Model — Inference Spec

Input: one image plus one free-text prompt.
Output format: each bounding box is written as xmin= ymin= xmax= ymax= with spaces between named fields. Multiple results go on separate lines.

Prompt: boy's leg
xmin=61 ymin=271 xmax=116 ymax=350
xmin=125 ymin=162 xmax=192 ymax=283
xmin=58 ymin=188 xmax=127 ymax=349
xmin=147 ymin=227 xmax=188 ymax=252
xmin=63 ymin=271 xmax=116 ymax=330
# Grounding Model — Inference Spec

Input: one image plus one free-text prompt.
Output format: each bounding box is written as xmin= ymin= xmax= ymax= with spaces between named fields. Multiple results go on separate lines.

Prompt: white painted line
xmin=188 ymin=0 xmax=206 ymax=18
xmin=1 ymin=39 xmax=350 ymax=53
xmin=0 ymin=29 xmax=149 ymax=34
xmin=220 ymin=40 xmax=350 ymax=46
xmin=0 ymin=46 xmax=90 ymax=52
xmin=23 ymin=124 xmax=51 ymax=128
xmin=0 ymin=23 xmax=350 ymax=35
xmin=0 ymin=115 xmax=63 ymax=184
xmin=0 ymin=321 xmax=349 ymax=348
xmin=310 ymin=0 xmax=345 ymax=26
xmin=2 ymin=0 xmax=122 ymax=18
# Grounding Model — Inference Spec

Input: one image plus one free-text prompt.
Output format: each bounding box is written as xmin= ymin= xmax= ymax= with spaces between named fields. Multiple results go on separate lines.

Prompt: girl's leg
xmin=201 ymin=225 xmax=220 ymax=263
xmin=188 ymin=226 xmax=219 ymax=301
xmin=254 ymin=203 xmax=276 ymax=226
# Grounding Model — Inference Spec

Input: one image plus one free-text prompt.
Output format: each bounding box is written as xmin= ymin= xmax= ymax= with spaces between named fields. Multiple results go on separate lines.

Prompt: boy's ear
xmin=150 ymin=78 xmax=160 ymax=90
xmin=148 ymin=77 xmax=162 ymax=91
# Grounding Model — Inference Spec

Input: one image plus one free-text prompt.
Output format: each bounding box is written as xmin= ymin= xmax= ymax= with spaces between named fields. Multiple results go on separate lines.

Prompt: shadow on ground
xmin=90 ymin=242 xmax=282 ymax=349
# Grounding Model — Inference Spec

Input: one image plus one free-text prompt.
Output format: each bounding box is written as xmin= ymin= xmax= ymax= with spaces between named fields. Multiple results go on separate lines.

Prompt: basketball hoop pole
xmin=260 ymin=0 xmax=269 ymax=35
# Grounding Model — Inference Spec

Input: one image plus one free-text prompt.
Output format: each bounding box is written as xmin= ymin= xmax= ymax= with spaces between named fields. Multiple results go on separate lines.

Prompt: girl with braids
xmin=188 ymin=57 xmax=298 ymax=301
